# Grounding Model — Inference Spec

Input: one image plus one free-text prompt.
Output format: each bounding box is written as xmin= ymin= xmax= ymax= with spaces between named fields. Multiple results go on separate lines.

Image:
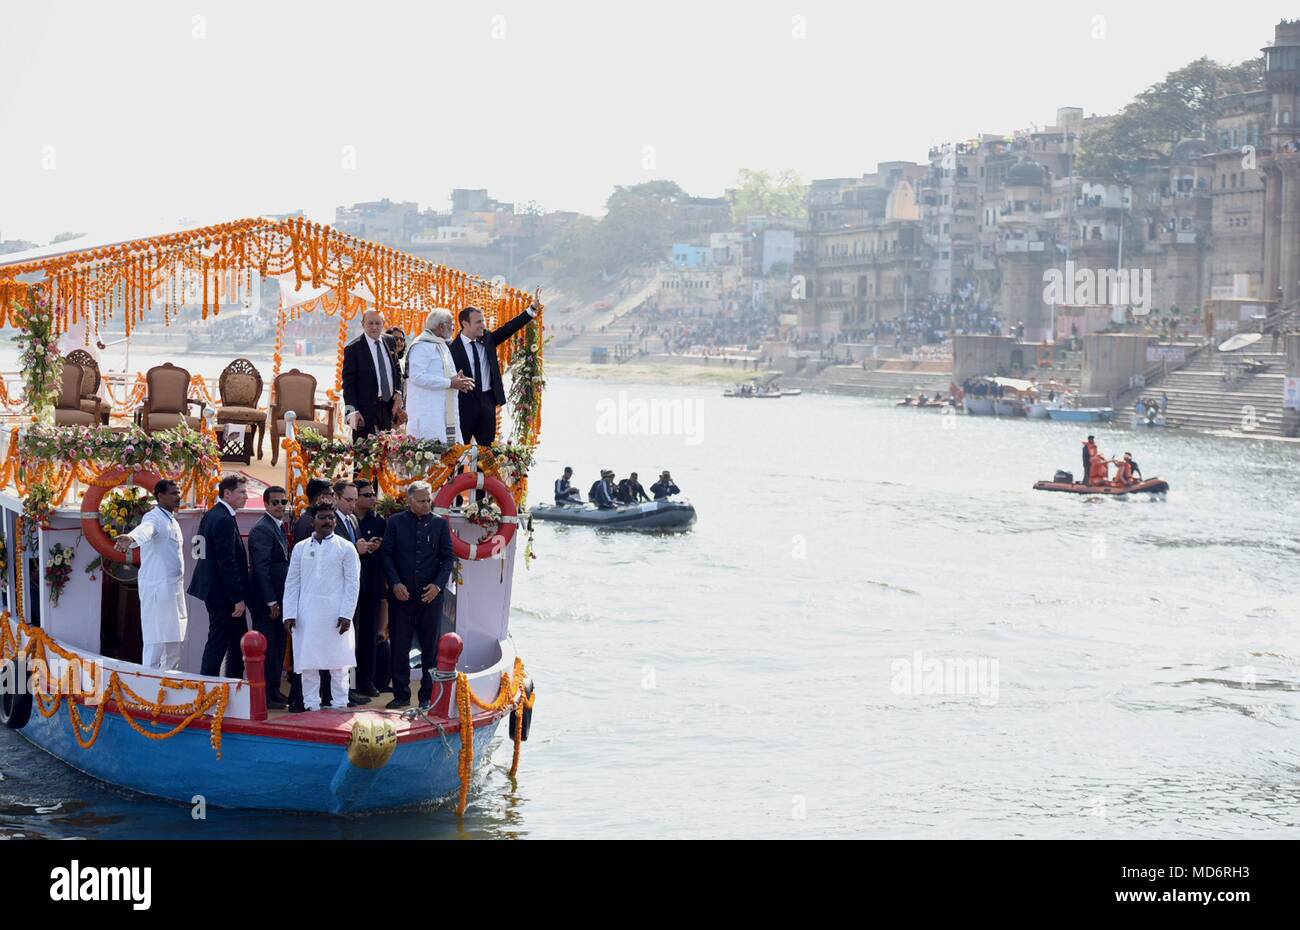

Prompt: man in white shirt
xmin=114 ymin=480 xmax=188 ymax=670
xmin=283 ymin=505 xmax=361 ymax=711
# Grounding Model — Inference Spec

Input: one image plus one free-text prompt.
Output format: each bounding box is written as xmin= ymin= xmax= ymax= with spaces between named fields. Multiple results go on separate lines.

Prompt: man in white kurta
xmin=282 ymin=506 xmax=361 ymax=711
xmin=404 ymin=308 xmax=473 ymax=443
xmin=114 ymin=480 xmax=188 ymax=671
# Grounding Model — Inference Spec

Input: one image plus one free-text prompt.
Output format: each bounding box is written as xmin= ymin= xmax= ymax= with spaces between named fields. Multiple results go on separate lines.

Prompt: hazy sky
xmin=0 ymin=1 xmax=1292 ymax=242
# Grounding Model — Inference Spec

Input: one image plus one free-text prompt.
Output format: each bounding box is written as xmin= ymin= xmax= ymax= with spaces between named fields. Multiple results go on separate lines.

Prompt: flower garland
xmin=45 ymin=541 xmax=75 ymax=606
xmin=506 ymin=319 xmax=546 ymax=447
xmin=20 ymin=423 xmax=217 ymax=476
xmin=21 ymin=482 xmax=56 ymax=549
xmin=9 ymin=285 xmax=63 ymax=423
xmin=453 ymin=658 xmax=535 ymax=816
xmin=1 ymin=614 xmax=230 ymax=758
xmin=296 ymin=428 xmax=358 ymax=479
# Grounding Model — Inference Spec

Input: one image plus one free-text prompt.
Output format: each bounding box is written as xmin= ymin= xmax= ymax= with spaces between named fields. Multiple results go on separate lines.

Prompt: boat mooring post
xmin=430 ymin=632 xmax=464 ymax=719
xmin=241 ymin=631 xmax=268 ymax=721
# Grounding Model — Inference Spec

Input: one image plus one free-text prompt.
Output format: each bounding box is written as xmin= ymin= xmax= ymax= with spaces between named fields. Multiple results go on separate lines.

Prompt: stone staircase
xmin=545 ymin=278 xmax=660 ymax=363
xmin=1140 ymin=348 xmax=1293 ymax=438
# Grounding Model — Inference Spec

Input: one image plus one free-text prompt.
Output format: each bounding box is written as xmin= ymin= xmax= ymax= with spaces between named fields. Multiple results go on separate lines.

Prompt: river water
xmin=2 ymin=372 xmax=1299 ymax=838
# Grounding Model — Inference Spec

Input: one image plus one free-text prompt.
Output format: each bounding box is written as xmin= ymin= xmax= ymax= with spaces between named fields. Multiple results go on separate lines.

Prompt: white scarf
xmin=412 ymin=328 xmax=459 ymax=444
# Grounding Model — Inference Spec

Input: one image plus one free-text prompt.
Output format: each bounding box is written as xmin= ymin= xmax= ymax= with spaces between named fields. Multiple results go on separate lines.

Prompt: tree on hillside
xmin=546 ymin=180 xmax=687 ymax=281
xmin=727 ymin=169 xmax=807 ymax=223
xmin=1078 ymin=56 xmax=1265 ymax=178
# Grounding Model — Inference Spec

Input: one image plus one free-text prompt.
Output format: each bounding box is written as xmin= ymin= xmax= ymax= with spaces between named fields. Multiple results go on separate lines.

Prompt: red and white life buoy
xmin=80 ymin=468 xmax=164 ymax=566
xmin=432 ymin=472 xmax=519 ymax=560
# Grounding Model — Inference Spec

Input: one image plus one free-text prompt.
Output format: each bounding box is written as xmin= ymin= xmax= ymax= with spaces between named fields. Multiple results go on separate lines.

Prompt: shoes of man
xmin=288 ymin=701 xmax=307 ymax=713
xmin=269 ymin=691 xmax=290 ymax=704
xmin=358 ymin=686 xmax=381 ymax=698
xmin=385 ymin=698 xmax=410 ymax=710
xmin=348 ymin=690 xmax=371 ymax=706
xmin=267 ymin=698 xmax=287 ymax=710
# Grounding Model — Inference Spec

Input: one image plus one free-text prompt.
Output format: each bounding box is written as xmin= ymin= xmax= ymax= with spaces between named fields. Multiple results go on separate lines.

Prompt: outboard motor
xmin=1053 ymin=469 xmax=1074 ymax=484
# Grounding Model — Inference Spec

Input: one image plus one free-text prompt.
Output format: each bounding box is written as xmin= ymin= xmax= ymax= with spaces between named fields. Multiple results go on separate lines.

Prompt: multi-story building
xmin=795 ymin=165 xmax=926 ymax=340
xmin=1260 ymin=19 xmax=1300 ymax=311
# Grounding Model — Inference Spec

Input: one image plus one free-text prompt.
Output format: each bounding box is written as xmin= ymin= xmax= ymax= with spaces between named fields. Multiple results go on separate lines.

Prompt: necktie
xmin=374 ymin=339 xmax=391 ymax=402
xmin=469 ymin=338 xmax=482 ymax=392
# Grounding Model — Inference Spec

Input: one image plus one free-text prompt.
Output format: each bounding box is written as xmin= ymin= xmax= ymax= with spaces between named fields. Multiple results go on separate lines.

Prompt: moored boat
xmin=531 ymin=499 xmax=696 ymax=530
xmin=1047 ymin=407 xmax=1114 ymax=423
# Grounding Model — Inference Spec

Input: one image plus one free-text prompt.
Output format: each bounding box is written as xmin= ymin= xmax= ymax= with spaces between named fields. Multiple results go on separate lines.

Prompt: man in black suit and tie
xmin=247 ymin=485 xmax=291 ymax=707
xmin=380 ymin=480 xmax=455 ymax=709
xmin=342 ymin=309 xmax=403 ymax=442
xmin=352 ymin=479 xmax=387 ymax=697
xmin=330 ymin=479 xmax=371 ymax=706
xmin=448 ymin=288 xmax=544 ymax=444
xmin=189 ymin=475 xmax=251 ymax=678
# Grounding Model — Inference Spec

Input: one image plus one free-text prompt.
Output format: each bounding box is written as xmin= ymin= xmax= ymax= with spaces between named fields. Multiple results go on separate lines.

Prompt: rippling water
xmin=3 ymin=375 xmax=1299 ymax=838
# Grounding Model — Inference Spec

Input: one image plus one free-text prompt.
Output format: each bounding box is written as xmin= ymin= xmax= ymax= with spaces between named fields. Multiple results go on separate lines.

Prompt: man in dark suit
xmin=449 ymin=288 xmax=544 ymax=444
xmin=330 ymin=479 xmax=370 ymax=706
xmin=247 ymin=485 xmax=291 ymax=708
xmin=353 ymin=479 xmax=387 ymax=697
xmin=189 ymin=475 xmax=251 ymax=678
xmin=342 ymin=309 xmax=403 ymax=442
xmin=380 ymin=480 xmax=455 ymax=709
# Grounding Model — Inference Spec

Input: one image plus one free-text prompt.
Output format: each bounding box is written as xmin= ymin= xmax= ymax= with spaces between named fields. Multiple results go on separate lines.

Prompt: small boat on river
xmin=531 ymin=500 xmax=697 ymax=530
xmin=1047 ymin=407 xmax=1114 ymax=423
xmin=1032 ymin=477 xmax=1169 ymax=496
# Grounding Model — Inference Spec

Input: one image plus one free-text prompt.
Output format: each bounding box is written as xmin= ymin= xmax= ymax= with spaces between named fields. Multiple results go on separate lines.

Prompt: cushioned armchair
xmin=65 ymin=349 xmax=108 ymax=423
xmin=216 ymin=358 xmax=267 ymax=459
xmin=54 ymin=363 xmax=99 ymax=426
xmin=136 ymin=363 xmax=203 ymax=434
xmin=270 ymin=368 xmax=335 ymax=466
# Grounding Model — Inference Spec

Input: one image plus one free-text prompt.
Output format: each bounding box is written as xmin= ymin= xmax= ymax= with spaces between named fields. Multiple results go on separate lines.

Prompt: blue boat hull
xmin=18 ymin=702 xmax=503 ymax=814
xmin=1046 ymin=408 xmax=1114 ymax=423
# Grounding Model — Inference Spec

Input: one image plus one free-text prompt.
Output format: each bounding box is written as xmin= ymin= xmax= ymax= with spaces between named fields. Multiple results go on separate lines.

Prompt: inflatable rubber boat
xmin=531 ymin=499 xmax=697 ymax=530
xmin=1032 ymin=477 xmax=1169 ymax=496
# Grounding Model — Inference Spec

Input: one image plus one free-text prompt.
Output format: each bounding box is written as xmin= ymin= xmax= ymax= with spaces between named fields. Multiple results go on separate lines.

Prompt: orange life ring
xmin=80 ymin=468 xmax=163 ymax=566
xmin=432 ymin=472 xmax=519 ymax=560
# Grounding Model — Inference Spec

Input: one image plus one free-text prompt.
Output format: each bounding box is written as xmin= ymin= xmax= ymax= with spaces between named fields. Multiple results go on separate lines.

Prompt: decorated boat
xmin=0 ymin=217 xmax=546 ymax=815
xmin=531 ymin=499 xmax=696 ymax=530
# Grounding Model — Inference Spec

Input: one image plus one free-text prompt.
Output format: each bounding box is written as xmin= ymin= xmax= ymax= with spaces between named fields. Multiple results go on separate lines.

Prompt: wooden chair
xmin=270 ymin=368 xmax=335 ymax=465
xmin=216 ymin=358 xmax=267 ymax=460
xmin=136 ymin=363 xmax=203 ymax=434
xmin=54 ymin=363 xmax=99 ymax=426
xmin=66 ymin=349 xmax=108 ymax=422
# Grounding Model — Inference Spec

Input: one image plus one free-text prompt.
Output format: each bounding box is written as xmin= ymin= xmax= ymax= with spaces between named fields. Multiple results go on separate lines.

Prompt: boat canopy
xmin=991 ymin=377 xmax=1036 ymax=393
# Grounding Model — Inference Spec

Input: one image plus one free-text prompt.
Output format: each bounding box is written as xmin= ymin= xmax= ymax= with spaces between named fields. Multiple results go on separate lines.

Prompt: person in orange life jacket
xmin=1081 ymin=435 xmax=1097 ymax=484
xmin=1118 ymin=452 xmax=1142 ymax=485
xmin=1088 ymin=450 xmax=1112 ymax=486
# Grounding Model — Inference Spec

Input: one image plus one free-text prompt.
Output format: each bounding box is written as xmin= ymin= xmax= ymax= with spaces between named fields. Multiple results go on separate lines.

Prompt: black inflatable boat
xmin=531 ymin=500 xmax=697 ymax=530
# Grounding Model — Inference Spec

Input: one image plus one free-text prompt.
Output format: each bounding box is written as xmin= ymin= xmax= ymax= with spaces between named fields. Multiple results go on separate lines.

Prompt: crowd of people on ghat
xmin=553 ymin=467 xmax=681 ymax=509
xmin=1079 ymin=435 xmax=1143 ymax=488
xmin=871 ymin=293 xmax=1002 ymax=347
xmin=118 ymin=292 xmax=545 ymax=712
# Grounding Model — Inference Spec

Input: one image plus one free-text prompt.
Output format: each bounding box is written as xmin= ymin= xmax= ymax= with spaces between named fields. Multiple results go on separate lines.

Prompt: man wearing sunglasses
xmin=248 ymin=486 xmax=292 ymax=708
